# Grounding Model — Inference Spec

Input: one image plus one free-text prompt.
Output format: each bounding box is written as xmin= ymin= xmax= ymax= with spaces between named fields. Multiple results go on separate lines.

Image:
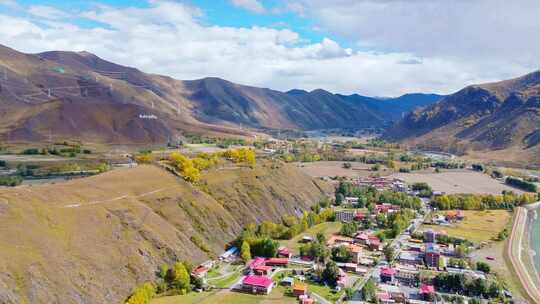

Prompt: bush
xmin=505 ymin=177 xmax=537 ymax=192
xmin=125 ymin=282 xmax=156 ymax=304
xmin=476 ymin=261 xmax=491 ymax=273
xmin=342 ymin=162 xmax=352 ymax=169
xmin=0 ymin=176 xmax=22 ymax=187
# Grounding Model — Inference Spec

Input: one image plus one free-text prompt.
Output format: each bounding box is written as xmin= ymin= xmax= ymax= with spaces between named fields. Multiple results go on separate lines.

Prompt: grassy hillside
xmin=0 ymin=160 xmax=331 ymax=304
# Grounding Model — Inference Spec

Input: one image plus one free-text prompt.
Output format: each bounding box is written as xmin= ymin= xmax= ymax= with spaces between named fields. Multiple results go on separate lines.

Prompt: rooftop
xmin=243 ymin=275 xmax=273 ymax=288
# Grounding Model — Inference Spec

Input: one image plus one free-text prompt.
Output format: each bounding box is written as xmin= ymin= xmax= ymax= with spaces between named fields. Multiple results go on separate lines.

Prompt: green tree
xmin=362 ymin=278 xmax=377 ymax=302
xmin=383 ymin=244 xmax=395 ymax=262
xmin=241 ymin=241 xmax=251 ymax=264
xmin=169 ymin=262 xmax=190 ymax=293
xmin=476 ymin=261 xmax=490 ymax=274
xmin=322 ymin=261 xmax=340 ymax=286
xmin=331 ymin=245 xmax=353 ymax=263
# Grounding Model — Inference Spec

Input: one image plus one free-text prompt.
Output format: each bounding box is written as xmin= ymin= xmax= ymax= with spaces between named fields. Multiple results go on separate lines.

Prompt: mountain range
xmin=0 ymin=44 xmax=441 ymax=144
xmin=384 ymin=70 xmax=540 ymax=166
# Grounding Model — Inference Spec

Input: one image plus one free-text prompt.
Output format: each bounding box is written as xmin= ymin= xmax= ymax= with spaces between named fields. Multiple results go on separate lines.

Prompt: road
xmin=507 ymin=206 xmax=540 ymax=304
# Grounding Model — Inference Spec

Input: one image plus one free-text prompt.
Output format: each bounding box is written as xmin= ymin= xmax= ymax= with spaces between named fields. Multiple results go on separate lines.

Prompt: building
xmin=354 ymin=212 xmax=367 ymax=221
xmin=249 ymin=257 xmax=267 ymax=271
xmin=424 ymin=243 xmax=440 ymax=268
xmin=265 ymin=257 xmax=288 ymax=267
xmin=220 ymin=246 xmax=238 ymax=261
xmin=368 ymin=236 xmax=382 ymax=251
xmin=375 ymin=203 xmax=400 ymax=214
xmin=380 ymin=266 xmax=396 ymax=283
xmin=348 ymin=243 xmax=362 ymax=264
xmin=293 ymin=282 xmax=308 ymax=296
xmin=423 ymin=230 xmax=437 ymax=243
xmin=398 ymin=251 xmax=424 ymax=266
xmin=419 ymin=284 xmax=435 ymax=301
xmin=345 ymin=197 xmax=359 ymax=205
xmin=354 ymin=231 xmax=370 ymax=244
xmin=253 ymin=265 xmax=272 ymax=276
xmin=280 ymin=277 xmax=294 ymax=286
xmin=191 ymin=265 xmax=209 ymax=278
xmin=301 ymin=235 xmax=314 ymax=243
xmin=242 ymin=275 xmax=274 ymax=294
xmin=335 ymin=210 xmax=355 ymax=222
xmin=277 ymin=246 xmax=291 ymax=258
xmin=395 ymin=265 xmax=419 ymax=285
xmin=327 ymin=235 xmax=354 ymax=246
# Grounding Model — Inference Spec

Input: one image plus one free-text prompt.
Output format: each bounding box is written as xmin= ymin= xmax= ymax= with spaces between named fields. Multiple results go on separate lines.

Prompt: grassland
xmin=305 ymin=280 xmax=344 ymax=302
xmin=0 ymin=160 xmax=331 ymax=304
xmin=422 ymin=210 xmax=511 ymax=242
xmin=392 ymin=170 xmax=521 ymax=194
xmin=279 ymin=221 xmax=342 ymax=254
xmin=151 ymin=286 xmax=297 ymax=304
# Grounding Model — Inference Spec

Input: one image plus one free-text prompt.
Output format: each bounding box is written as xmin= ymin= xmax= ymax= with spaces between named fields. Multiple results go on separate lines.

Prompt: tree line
xmin=432 ymin=192 xmax=538 ymax=210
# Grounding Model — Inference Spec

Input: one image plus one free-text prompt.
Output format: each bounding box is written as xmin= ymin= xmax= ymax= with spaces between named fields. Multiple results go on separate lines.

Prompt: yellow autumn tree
xmin=169 ymin=152 xmax=200 ymax=183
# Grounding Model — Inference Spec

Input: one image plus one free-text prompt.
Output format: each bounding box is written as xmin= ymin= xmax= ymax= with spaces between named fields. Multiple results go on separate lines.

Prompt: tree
xmin=331 ymin=245 xmax=353 ymax=263
xmin=322 ymin=261 xmax=340 ymax=286
xmin=169 ymin=262 xmax=190 ymax=293
xmin=125 ymin=282 xmax=156 ymax=304
xmin=362 ymin=278 xmax=377 ymax=302
xmin=383 ymin=244 xmax=395 ymax=262
xmin=158 ymin=264 xmax=168 ymax=279
xmin=316 ymin=232 xmax=326 ymax=244
xmin=335 ymin=193 xmax=344 ymax=206
xmin=241 ymin=241 xmax=251 ymax=264
xmin=476 ymin=261 xmax=490 ymax=274
xmin=340 ymin=222 xmax=357 ymax=237
xmin=344 ymin=287 xmax=355 ymax=300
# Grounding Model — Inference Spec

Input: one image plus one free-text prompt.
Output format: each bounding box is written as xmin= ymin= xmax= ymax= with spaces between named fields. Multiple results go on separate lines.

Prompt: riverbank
xmin=507 ymin=206 xmax=540 ymax=303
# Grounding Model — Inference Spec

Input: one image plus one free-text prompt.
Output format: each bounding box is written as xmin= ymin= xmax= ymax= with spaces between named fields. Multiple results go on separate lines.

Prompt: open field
xmin=421 ymin=210 xmax=511 ymax=243
xmin=392 ymin=170 xmax=522 ymax=194
xmin=279 ymin=221 xmax=342 ymax=255
xmin=151 ymin=286 xmax=297 ymax=304
xmin=296 ymin=161 xmax=390 ymax=178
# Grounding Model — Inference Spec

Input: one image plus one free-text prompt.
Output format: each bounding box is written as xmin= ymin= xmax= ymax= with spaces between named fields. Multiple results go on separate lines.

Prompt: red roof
xmin=380 ymin=266 xmax=396 ymax=276
xmin=266 ymin=257 xmax=288 ymax=265
xmin=354 ymin=212 xmax=366 ymax=220
xmin=302 ymin=298 xmax=315 ymax=304
xmin=191 ymin=266 xmax=209 ymax=275
xmin=278 ymin=247 xmax=290 ymax=255
xmin=254 ymin=265 xmax=272 ymax=272
xmin=420 ymin=284 xmax=435 ymax=294
xmin=249 ymin=257 xmax=266 ymax=269
xmin=243 ymin=275 xmax=273 ymax=288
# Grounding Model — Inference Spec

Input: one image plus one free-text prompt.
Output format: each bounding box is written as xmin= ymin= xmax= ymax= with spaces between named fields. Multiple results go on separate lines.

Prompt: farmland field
xmin=392 ymin=170 xmax=522 ymax=194
xmin=151 ymin=286 xmax=297 ymax=304
xmin=421 ymin=210 xmax=512 ymax=242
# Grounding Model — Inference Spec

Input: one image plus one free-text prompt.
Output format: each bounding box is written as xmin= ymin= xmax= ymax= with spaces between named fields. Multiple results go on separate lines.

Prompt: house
xmin=345 ymin=197 xmax=359 ymax=205
xmin=249 ymin=257 xmax=266 ymax=270
xmin=380 ymin=266 xmax=396 ymax=283
xmin=300 ymin=297 xmax=315 ymax=304
xmin=301 ymin=235 xmax=314 ymax=243
xmin=446 ymin=210 xmax=465 ymax=222
xmin=335 ymin=210 xmax=355 ymax=222
xmin=419 ymin=284 xmax=435 ymax=301
xmin=327 ymin=235 xmax=354 ymax=246
xmin=360 ymin=257 xmax=375 ymax=266
xmin=354 ymin=231 xmax=370 ymax=244
xmin=280 ymin=277 xmax=294 ymax=286
xmin=277 ymin=246 xmax=291 ymax=258
xmin=242 ymin=275 xmax=274 ymax=295
xmin=220 ymin=246 xmax=239 ymax=261
xmin=375 ymin=203 xmax=400 ymax=214
xmin=424 ymin=243 xmax=440 ymax=268
xmin=348 ymin=243 xmax=362 ymax=263
xmin=337 ymin=268 xmax=347 ymax=287
xmin=376 ymin=292 xmax=395 ymax=304
xmin=293 ymin=282 xmax=308 ymax=296
xmin=395 ymin=265 xmax=419 ymax=285
xmin=191 ymin=265 xmax=209 ymax=278
xmin=379 ymin=284 xmax=407 ymax=303
xmin=354 ymin=212 xmax=367 ymax=221
xmin=253 ymin=265 xmax=272 ymax=276
xmin=336 ymin=262 xmax=359 ymax=273
xmin=398 ymin=251 xmax=424 ymax=266
xmin=368 ymin=236 xmax=382 ymax=251
xmin=265 ymin=257 xmax=288 ymax=267
xmin=423 ymin=230 xmax=437 ymax=243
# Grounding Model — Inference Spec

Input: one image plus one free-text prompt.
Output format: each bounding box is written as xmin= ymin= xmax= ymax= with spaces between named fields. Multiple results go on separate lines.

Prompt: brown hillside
xmin=0 ymin=161 xmax=331 ymax=304
xmin=384 ymin=70 xmax=540 ymax=166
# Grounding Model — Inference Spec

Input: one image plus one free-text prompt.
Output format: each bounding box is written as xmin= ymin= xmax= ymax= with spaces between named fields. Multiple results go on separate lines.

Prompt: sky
xmin=1 ymin=0 xmax=539 ymax=96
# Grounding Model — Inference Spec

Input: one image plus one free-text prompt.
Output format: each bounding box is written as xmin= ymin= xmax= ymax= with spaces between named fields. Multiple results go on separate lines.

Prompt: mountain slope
xmin=0 ymin=44 xmax=441 ymax=143
xmin=384 ymin=71 xmax=540 ymax=165
xmin=0 ymin=161 xmax=331 ymax=304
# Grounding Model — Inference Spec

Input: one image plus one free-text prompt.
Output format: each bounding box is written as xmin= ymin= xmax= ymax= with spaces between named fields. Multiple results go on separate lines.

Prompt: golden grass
xmin=151 ymin=286 xmax=297 ymax=304
xmin=423 ymin=210 xmax=511 ymax=242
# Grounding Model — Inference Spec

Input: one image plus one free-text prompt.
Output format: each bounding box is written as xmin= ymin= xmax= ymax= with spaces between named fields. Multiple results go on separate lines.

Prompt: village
xmin=170 ymin=175 xmax=512 ymax=304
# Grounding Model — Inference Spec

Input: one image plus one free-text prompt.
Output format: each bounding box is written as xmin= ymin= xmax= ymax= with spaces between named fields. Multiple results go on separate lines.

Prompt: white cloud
xmin=230 ymin=0 xmax=265 ymax=14
xmin=0 ymin=0 xmax=536 ymax=96
xmin=28 ymin=5 xmax=70 ymax=20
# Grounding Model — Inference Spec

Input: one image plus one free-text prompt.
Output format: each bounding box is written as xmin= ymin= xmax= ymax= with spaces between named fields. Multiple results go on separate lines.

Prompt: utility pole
xmin=47 ymin=88 xmax=51 ymax=97
xmin=3 ymin=68 xmax=6 ymax=81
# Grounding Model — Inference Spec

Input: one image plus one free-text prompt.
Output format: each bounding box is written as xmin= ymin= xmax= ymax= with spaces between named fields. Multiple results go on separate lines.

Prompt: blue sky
xmin=0 ymin=0 xmax=539 ymax=96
